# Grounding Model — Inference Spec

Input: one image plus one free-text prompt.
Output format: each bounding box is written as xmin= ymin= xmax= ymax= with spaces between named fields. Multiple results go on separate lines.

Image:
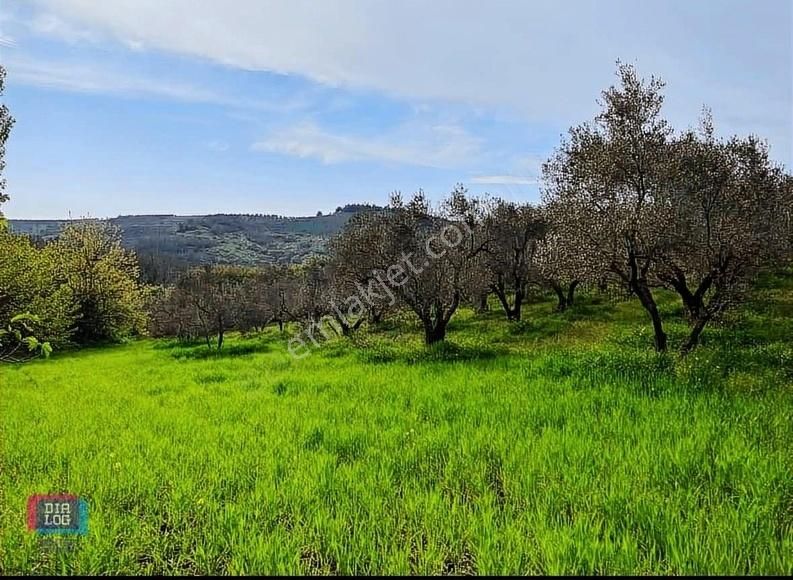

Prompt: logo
xmin=27 ymin=495 xmax=88 ymax=535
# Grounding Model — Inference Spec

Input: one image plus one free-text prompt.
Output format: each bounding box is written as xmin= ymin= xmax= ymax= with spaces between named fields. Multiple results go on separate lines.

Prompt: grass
xmin=1 ymin=274 xmax=792 ymax=574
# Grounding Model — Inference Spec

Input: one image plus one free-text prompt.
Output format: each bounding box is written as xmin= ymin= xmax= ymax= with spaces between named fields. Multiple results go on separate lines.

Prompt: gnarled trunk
xmin=681 ymin=315 xmax=709 ymax=355
xmin=423 ymin=320 xmax=448 ymax=344
xmin=420 ymin=292 xmax=460 ymax=345
xmin=551 ymin=281 xmax=567 ymax=312
xmin=634 ymin=282 xmax=667 ymax=352
xmin=551 ymin=280 xmax=579 ymax=312
xmin=331 ymin=314 xmax=365 ymax=337
xmin=491 ymin=282 xmax=522 ymax=321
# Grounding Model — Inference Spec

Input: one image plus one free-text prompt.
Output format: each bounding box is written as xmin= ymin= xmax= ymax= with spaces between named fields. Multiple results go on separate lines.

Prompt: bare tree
xmin=292 ymin=258 xmax=331 ymax=325
xmin=148 ymin=285 xmax=197 ymax=341
xmin=261 ymin=264 xmax=299 ymax=333
xmin=236 ymin=268 xmax=281 ymax=334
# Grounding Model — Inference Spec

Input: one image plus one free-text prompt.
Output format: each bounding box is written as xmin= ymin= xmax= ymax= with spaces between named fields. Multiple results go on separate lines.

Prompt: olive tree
xmin=174 ymin=265 xmax=251 ymax=349
xmin=479 ymin=199 xmax=545 ymax=321
xmin=545 ymin=63 xmax=791 ymax=353
xmin=253 ymin=264 xmax=298 ymax=333
xmin=543 ymin=63 xmax=674 ymax=351
xmin=339 ymin=190 xmax=475 ymax=344
xmin=659 ymin=115 xmax=790 ymax=352
xmin=327 ymin=208 xmax=395 ymax=331
xmin=534 ymin=202 xmax=600 ymax=312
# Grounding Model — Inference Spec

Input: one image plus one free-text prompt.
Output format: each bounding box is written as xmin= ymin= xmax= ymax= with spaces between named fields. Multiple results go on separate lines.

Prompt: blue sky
xmin=0 ymin=0 xmax=790 ymax=219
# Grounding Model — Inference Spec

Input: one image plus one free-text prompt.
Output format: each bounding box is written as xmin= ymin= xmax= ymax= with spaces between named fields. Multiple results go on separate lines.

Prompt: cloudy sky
xmin=0 ymin=0 xmax=790 ymax=219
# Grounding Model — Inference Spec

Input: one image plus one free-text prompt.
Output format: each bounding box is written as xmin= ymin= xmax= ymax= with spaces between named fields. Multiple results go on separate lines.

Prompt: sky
xmin=0 ymin=0 xmax=790 ymax=219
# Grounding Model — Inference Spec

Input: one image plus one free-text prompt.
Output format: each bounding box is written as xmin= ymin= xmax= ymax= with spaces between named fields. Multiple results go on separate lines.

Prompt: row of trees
xmin=149 ymin=64 xmax=792 ymax=354
xmin=2 ymin=63 xmax=791 ymax=359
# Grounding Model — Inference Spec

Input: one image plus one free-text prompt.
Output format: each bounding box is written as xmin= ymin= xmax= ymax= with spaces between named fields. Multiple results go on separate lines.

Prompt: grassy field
xmin=2 ymin=274 xmax=792 ymax=574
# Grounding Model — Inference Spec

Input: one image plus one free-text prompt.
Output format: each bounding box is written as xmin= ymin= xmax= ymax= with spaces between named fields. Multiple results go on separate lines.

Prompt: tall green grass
xmin=1 ymin=274 xmax=792 ymax=574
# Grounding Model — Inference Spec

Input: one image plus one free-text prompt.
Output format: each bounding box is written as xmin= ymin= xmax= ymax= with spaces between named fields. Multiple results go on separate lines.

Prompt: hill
xmin=9 ymin=205 xmax=381 ymax=267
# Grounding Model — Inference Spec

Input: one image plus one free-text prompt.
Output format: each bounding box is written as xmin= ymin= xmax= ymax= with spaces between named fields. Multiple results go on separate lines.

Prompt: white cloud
xmin=3 ymin=55 xmax=305 ymax=112
xmin=4 ymin=0 xmax=791 ymax=163
xmin=469 ymin=175 xmax=537 ymax=186
xmin=6 ymin=55 xmax=218 ymax=100
xmin=29 ymin=11 xmax=99 ymax=43
xmin=253 ymin=121 xmax=483 ymax=169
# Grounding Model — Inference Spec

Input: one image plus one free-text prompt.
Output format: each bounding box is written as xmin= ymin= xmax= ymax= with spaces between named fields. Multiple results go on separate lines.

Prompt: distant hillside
xmin=9 ymin=205 xmax=382 ymax=267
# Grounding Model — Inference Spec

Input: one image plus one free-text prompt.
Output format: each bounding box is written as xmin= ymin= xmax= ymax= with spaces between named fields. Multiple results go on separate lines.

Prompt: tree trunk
xmin=669 ymin=277 xmax=702 ymax=320
xmin=681 ymin=316 xmax=709 ymax=355
xmin=510 ymin=288 xmax=523 ymax=321
xmin=424 ymin=320 xmax=448 ymax=344
xmin=422 ymin=310 xmax=451 ymax=345
xmin=566 ymin=280 xmax=579 ymax=308
xmin=649 ymin=307 xmax=667 ymax=353
xmin=476 ymin=292 xmax=490 ymax=313
xmin=278 ymin=319 xmax=284 ymax=333
xmin=634 ymin=283 xmax=667 ymax=352
xmin=552 ymin=281 xmax=567 ymax=312
xmin=217 ymin=329 xmax=224 ymax=350
xmin=492 ymin=284 xmax=520 ymax=321
xmin=492 ymin=285 xmax=511 ymax=319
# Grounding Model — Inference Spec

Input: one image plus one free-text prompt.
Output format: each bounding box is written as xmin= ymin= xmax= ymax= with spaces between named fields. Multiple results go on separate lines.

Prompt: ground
xmin=1 ymin=274 xmax=792 ymax=574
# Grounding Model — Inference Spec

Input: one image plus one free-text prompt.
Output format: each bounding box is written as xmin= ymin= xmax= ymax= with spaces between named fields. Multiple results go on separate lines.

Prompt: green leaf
xmin=10 ymin=313 xmax=38 ymax=324
xmin=41 ymin=342 xmax=53 ymax=358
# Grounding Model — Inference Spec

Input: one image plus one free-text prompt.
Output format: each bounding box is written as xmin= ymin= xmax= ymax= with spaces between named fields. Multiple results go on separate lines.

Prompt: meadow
xmin=1 ymin=274 xmax=792 ymax=575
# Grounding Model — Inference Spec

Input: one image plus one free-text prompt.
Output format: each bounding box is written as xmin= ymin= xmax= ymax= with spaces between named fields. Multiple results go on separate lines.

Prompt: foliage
xmin=50 ymin=220 xmax=148 ymax=343
xmin=543 ymin=62 xmax=790 ymax=353
xmin=0 ymin=228 xmax=77 ymax=351
xmin=478 ymin=198 xmax=546 ymax=321
xmin=0 ymin=313 xmax=52 ymax=362
xmin=660 ymin=115 xmax=790 ymax=351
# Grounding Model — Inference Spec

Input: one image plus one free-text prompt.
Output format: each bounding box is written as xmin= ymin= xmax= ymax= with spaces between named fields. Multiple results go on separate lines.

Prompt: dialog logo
xmin=27 ymin=494 xmax=88 ymax=535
